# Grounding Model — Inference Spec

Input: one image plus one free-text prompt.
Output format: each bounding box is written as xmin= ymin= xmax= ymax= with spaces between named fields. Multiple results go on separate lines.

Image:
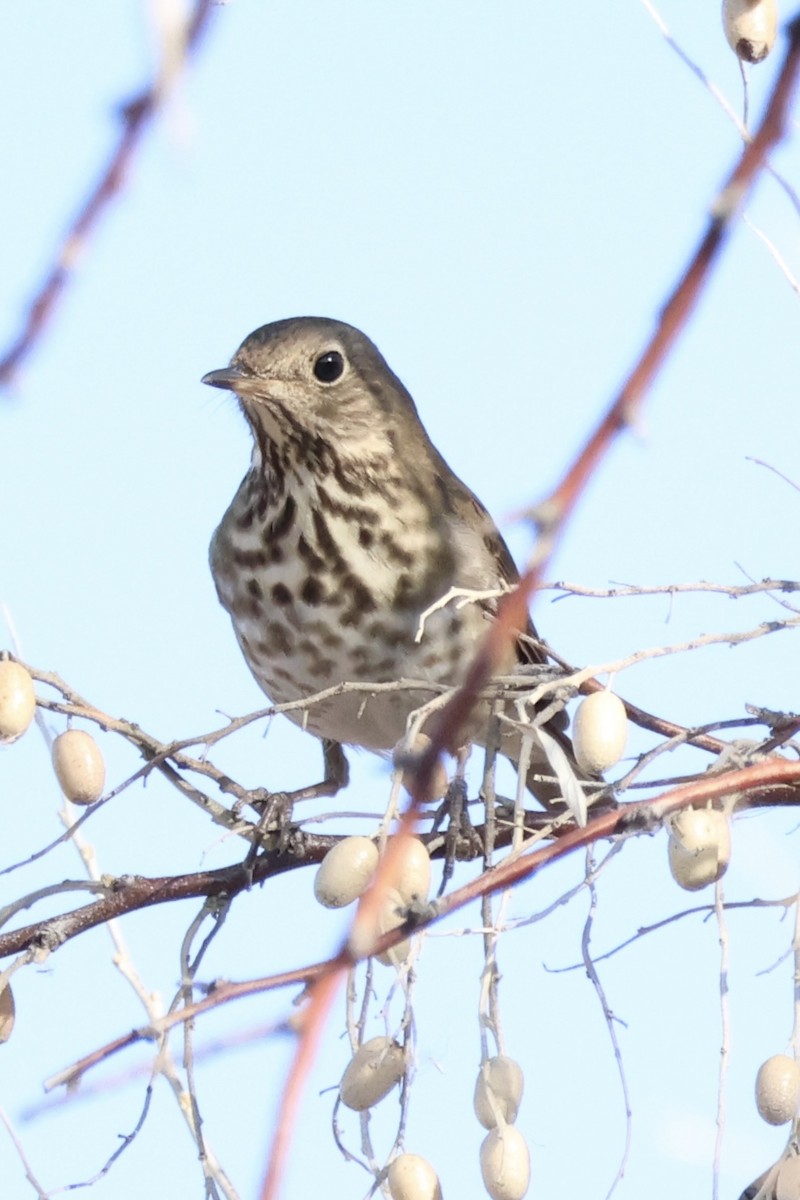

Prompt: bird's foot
xmin=431 ymin=778 xmax=484 ymax=891
xmin=242 ymin=789 xmax=295 ymax=860
xmin=237 ymin=739 xmax=351 ymax=861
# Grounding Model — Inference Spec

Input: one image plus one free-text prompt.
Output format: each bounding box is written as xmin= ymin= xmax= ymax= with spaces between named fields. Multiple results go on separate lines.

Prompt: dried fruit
xmin=387 ymin=1153 xmax=443 ymax=1200
xmin=375 ymin=887 xmax=413 ymax=967
xmin=394 ymin=732 xmax=448 ymax=802
xmin=756 ymin=1055 xmax=800 ymax=1125
xmin=480 ymin=1125 xmax=531 ymax=1200
xmin=0 ymin=659 xmax=36 ymax=745
xmin=474 ymin=1055 xmax=525 ymax=1129
xmin=385 ymin=836 xmax=432 ymax=905
xmin=667 ymin=807 xmax=731 ymax=891
xmin=0 ymin=984 xmax=15 ymax=1044
xmin=314 ymin=836 xmax=379 ymax=908
xmin=573 ymin=690 xmax=627 ymax=775
xmin=340 ymin=1035 xmax=405 ymax=1111
xmin=52 ymin=729 xmax=106 ymax=805
xmin=722 ymin=0 xmax=778 ymax=63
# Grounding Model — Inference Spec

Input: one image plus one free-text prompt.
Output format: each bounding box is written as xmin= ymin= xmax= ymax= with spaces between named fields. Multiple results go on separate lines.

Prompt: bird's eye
xmin=313 ymin=350 xmax=345 ymax=383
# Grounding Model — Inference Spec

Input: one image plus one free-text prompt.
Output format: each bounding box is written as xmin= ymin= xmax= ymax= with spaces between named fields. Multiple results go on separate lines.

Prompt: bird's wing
xmin=436 ymin=474 xmax=551 ymax=668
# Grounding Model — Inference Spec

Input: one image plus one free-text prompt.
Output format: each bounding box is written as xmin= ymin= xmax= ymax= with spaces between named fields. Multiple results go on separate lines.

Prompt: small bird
xmin=203 ymin=317 xmax=582 ymax=809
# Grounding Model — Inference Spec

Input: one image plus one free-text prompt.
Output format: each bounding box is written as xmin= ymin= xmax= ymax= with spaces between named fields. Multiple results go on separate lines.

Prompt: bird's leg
xmin=266 ymin=738 xmax=350 ymax=804
xmin=241 ymin=739 xmax=350 ymax=859
xmin=297 ymin=737 xmax=350 ymax=799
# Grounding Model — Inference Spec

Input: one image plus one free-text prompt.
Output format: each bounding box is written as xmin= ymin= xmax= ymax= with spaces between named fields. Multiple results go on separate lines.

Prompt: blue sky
xmin=1 ymin=3 xmax=798 ymax=1198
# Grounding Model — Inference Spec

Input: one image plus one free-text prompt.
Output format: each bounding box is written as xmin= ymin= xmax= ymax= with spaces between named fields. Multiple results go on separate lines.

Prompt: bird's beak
xmin=201 ymin=366 xmax=256 ymax=392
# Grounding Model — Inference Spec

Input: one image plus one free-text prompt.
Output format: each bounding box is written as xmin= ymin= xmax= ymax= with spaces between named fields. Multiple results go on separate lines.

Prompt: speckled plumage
xmin=205 ymin=317 xmax=577 ymax=804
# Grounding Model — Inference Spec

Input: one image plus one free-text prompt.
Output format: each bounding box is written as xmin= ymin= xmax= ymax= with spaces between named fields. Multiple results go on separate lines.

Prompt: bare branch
xmin=0 ymin=0 xmax=216 ymax=387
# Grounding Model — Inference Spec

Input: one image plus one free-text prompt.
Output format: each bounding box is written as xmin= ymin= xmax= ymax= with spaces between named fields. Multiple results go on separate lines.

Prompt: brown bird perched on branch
xmin=203 ymin=317 xmax=585 ymax=815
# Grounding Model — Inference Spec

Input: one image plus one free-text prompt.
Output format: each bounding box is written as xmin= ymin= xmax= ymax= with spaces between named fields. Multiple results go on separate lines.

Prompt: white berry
xmin=722 ymin=0 xmax=777 ymax=62
xmin=387 ymin=1153 xmax=443 ymax=1200
xmin=384 ymin=836 xmax=432 ymax=905
xmin=667 ymin=807 xmax=731 ymax=891
xmin=394 ymin=732 xmax=448 ymax=801
xmin=573 ymin=691 xmax=627 ymax=775
xmin=0 ymin=660 xmax=36 ymax=745
xmin=756 ymin=1055 xmax=800 ymax=1125
xmin=340 ymin=1036 xmax=405 ymax=1111
xmin=375 ymin=887 xmax=413 ymax=967
xmin=0 ymin=983 xmax=15 ymax=1044
xmin=52 ymin=729 xmax=106 ymax=805
xmin=474 ymin=1055 xmax=525 ymax=1129
xmin=314 ymin=836 xmax=378 ymax=908
xmin=480 ymin=1125 xmax=531 ymax=1200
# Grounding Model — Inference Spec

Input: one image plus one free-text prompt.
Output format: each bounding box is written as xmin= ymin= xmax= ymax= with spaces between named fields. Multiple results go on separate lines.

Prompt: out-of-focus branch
xmin=259 ymin=23 xmax=800 ymax=1196
xmin=0 ymin=0 xmax=216 ymax=388
xmin=0 ymin=814 xmax=583 ymax=962
xmin=414 ymin=15 xmax=800 ymax=813
xmin=435 ymin=758 xmax=800 ymax=913
xmin=40 ymin=757 xmax=800 ymax=1101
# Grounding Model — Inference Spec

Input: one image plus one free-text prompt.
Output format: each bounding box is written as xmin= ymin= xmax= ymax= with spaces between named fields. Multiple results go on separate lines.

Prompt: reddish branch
xmin=0 ymin=862 xmax=257 ymax=961
xmin=1 ymin=753 xmax=793 ymax=965
xmin=0 ymin=0 xmax=215 ymax=387
xmin=45 ymin=756 xmax=800 ymax=1098
xmin=46 ymin=962 xmax=332 ymax=1094
xmin=435 ymin=759 xmax=800 ymax=912
xmin=260 ymin=21 xmax=800 ymax=1198
xmin=414 ymin=14 xmax=800 ymax=816
xmin=6 ymin=12 xmax=799 ymax=1192
xmin=0 ymin=817 xmax=565 ymax=962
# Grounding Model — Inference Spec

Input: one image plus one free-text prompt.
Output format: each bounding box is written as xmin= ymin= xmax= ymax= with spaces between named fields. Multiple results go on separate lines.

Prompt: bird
xmin=203 ymin=317 xmax=584 ymax=811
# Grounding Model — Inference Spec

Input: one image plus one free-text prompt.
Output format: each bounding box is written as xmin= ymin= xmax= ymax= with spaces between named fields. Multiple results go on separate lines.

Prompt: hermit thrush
xmin=203 ymin=317 xmax=583 ymax=809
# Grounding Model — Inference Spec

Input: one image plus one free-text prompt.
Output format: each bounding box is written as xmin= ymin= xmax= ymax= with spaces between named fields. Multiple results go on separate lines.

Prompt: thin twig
xmin=580 ymin=852 xmax=632 ymax=1200
xmin=42 ymin=759 xmax=800 ymax=1098
xmin=0 ymin=0 xmax=216 ymax=386
xmin=712 ymin=879 xmax=731 ymax=1200
xmin=546 ymin=578 xmax=800 ymax=601
xmin=256 ymin=27 xmax=800 ymax=1184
